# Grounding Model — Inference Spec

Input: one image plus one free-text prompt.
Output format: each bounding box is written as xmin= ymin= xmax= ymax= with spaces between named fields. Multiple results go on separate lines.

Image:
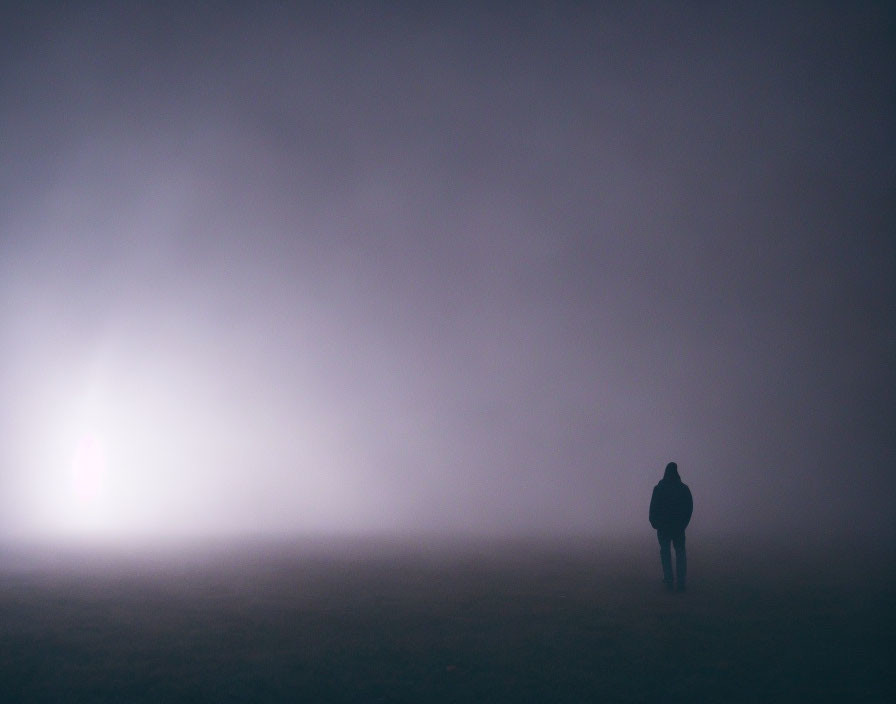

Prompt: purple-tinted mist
xmin=1 ymin=2 xmax=893 ymax=542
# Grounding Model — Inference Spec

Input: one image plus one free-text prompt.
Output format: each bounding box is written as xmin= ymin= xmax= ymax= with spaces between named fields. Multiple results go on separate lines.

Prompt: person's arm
xmin=649 ymin=487 xmax=658 ymax=529
xmin=683 ymin=486 xmax=693 ymax=528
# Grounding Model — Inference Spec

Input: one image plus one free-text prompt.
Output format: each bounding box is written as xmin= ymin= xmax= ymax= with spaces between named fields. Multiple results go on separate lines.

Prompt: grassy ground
xmin=0 ymin=536 xmax=892 ymax=702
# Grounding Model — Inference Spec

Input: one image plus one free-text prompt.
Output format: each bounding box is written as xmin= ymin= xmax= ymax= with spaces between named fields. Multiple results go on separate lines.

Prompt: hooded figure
xmin=649 ymin=462 xmax=693 ymax=591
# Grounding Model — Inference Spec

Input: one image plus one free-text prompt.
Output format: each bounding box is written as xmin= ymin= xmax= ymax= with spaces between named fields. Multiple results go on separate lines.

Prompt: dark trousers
xmin=657 ymin=529 xmax=686 ymax=587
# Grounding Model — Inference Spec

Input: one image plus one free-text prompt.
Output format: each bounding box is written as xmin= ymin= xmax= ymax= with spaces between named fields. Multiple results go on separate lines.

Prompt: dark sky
xmin=1 ymin=1 xmax=893 ymax=542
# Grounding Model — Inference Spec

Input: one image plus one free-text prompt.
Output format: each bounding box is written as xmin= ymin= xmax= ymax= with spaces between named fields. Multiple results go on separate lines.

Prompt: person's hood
xmin=662 ymin=462 xmax=680 ymax=482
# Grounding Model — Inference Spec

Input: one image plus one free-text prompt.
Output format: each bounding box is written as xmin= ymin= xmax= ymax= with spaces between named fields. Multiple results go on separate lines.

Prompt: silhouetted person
xmin=649 ymin=462 xmax=693 ymax=592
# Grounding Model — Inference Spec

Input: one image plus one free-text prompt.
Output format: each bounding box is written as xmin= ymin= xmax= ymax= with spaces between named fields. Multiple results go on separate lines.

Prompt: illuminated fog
xmin=1 ymin=3 xmax=892 ymax=543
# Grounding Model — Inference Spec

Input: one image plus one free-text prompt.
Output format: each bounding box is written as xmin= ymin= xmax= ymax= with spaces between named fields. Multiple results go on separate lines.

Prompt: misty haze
xmin=1 ymin=2 xmax=893 ymax=701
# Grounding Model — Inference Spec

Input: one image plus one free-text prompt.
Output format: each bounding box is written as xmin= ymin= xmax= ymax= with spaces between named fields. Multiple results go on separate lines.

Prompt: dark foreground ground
xmin=0 ymin=535 xmax=893 ymax=703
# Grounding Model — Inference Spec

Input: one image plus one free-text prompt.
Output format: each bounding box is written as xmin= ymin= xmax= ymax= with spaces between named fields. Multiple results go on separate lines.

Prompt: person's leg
xmin=657 ymin=530 xmax=673 ymax=589
xmin=672 ymin=531 xmax=687 ymax=590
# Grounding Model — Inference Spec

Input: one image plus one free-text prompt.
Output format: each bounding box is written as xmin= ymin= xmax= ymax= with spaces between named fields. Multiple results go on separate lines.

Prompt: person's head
xmin=663 ymin=462 xmax=680 ymax=481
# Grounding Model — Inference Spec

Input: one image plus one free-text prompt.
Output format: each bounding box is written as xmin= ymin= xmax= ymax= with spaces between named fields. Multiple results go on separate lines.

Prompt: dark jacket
xmin=649 ymin=466 xmax=693 ymax=533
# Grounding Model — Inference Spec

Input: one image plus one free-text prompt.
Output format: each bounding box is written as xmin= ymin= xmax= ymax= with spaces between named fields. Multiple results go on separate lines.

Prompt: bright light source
xmin=70 ymin=430 xmax=107 ymax=509
xmin=10 ymin=352 xmax=368 ymax=543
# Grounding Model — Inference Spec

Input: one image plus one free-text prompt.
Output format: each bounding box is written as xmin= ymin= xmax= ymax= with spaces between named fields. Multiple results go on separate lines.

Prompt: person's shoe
xmin=663 ymin=580 xmax=674 ymax=592
xmin=676 ymin=583 xmax=686 ymax=593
